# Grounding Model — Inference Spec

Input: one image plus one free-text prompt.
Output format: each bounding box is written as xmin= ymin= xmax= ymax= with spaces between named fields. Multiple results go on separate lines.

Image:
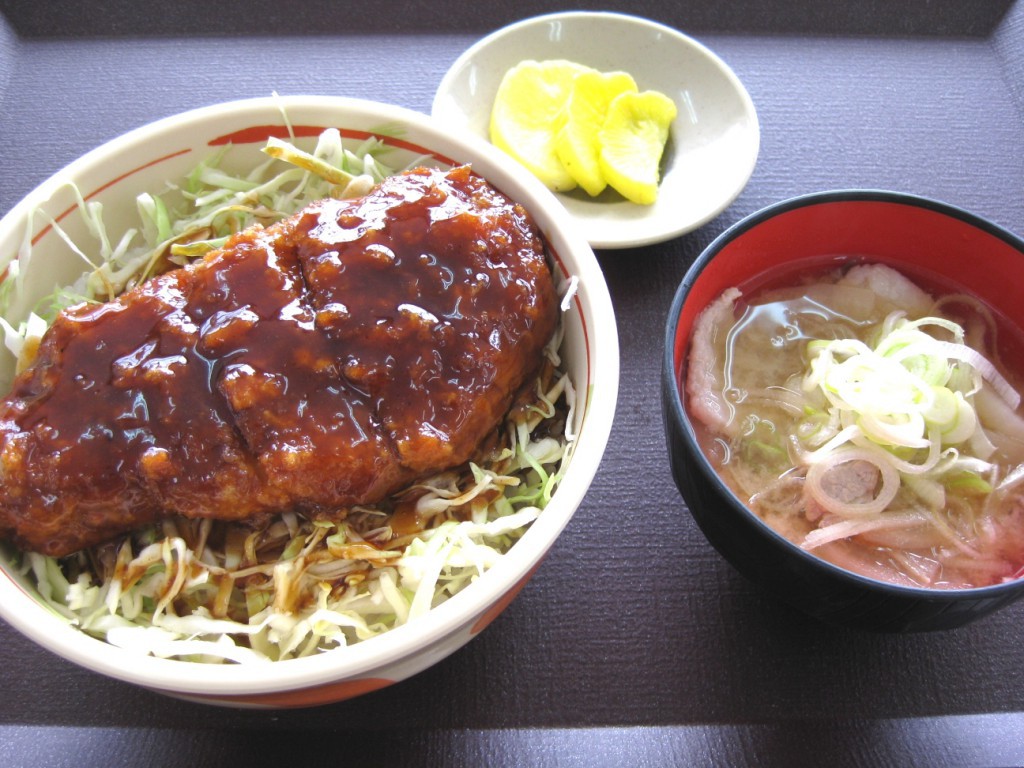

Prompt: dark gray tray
xmin=1 ymin=2 xmax=1023 ymax=766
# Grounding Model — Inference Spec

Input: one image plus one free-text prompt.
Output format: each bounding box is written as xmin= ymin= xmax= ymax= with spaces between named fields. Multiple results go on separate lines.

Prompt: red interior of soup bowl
xmin=673 ymin=192 xmax=1024 ymax=373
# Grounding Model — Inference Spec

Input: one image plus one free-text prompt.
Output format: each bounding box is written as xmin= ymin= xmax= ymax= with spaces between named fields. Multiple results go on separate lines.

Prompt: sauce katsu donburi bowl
xmin=0 ymin=96 xmax=618 ymax=706
xmin=663 ymin=190 xmax=1024 ymax=632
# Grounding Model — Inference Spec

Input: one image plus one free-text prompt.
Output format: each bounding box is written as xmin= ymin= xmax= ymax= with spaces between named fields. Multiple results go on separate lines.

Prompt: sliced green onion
xmin=798 ymin=311 xmax=1010 ymax=530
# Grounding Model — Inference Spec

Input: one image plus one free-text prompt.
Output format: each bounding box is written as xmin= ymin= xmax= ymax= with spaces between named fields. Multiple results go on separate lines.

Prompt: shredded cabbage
xmin=5 ymin=128 xmax=576 ymax=662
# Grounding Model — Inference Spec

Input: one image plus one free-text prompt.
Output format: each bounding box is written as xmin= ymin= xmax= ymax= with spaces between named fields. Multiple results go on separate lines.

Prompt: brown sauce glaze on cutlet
xmin=0 ymin=165 xmax=558 ymax=557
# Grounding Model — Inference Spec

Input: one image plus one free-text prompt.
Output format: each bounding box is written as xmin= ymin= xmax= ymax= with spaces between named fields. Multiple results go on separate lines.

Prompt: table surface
xmin=1 ymin=2 xmax=1024 ymax=766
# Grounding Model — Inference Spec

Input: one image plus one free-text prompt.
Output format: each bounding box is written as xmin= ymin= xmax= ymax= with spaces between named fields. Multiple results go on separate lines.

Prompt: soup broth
xmin=686 ymin=262 xmax=1024 ymax=589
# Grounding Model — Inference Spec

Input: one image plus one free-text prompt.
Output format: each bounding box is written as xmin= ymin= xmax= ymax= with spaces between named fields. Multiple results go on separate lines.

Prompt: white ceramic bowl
xmin=432 ymin=11 xmax=760 ymax=250
xmin=0 ymin=96 xmax=619 ymax=707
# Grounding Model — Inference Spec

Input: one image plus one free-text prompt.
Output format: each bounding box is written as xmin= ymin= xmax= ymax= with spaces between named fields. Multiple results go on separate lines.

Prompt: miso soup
xmin=686 ymin=262 xmax=1024 ymax=589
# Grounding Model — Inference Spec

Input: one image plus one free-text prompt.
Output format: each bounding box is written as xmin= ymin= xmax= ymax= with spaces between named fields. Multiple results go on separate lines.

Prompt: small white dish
xmin=432 ymin=11 xmax=761 ymax=250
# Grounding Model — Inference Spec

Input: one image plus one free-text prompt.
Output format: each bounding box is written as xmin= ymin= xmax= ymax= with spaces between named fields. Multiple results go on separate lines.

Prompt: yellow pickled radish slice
xmin=554 ymin=70 xmax=638 ymax=197
xmin=489 ymin=59 xmax=596 ymax=191
xmin=598 ymin=90 xmax=678 ymax=205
